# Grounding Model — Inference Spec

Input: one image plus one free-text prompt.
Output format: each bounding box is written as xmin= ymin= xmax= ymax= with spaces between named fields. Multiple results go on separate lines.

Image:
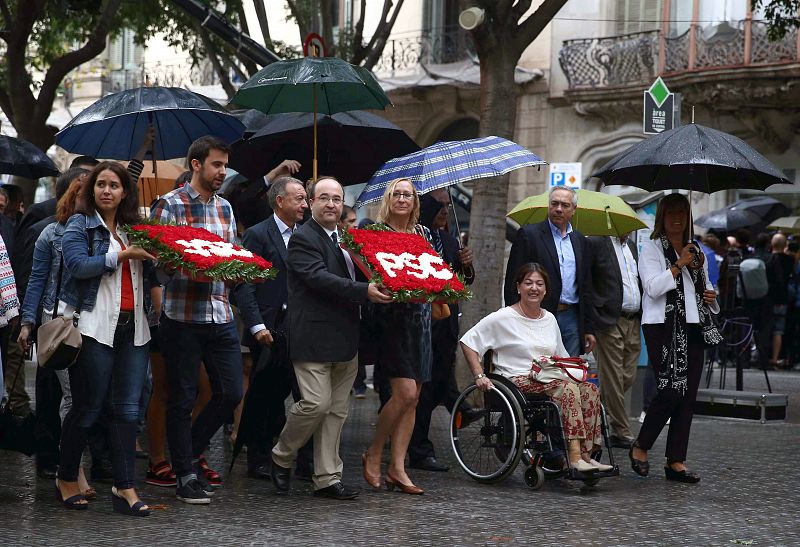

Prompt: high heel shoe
xmin=362 ymin=452 xmax=381 ymax=489
xmin=385 ymin=472 xmax=424 ymax=495
xmin=629 ymin=441 xmax=650 ymax=477
xmin=55 ymin=480 xmax=88 ymax=510
xmin=111 ymin=486 xmax=151 ymax=517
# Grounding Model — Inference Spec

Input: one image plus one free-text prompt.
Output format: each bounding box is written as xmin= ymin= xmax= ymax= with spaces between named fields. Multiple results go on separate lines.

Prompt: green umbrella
xmin=768 ymin=216 xmax=800 ymax=233
xmin=508 ymin=188 xmax=647 ymax=237
xmin=230 ymin=57 xmax=391 ymax=180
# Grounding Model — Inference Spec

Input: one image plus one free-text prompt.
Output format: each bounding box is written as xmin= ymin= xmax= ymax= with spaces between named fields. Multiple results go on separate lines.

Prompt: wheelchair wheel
xmin=524 ymin=466 xmax=545 ymax=490
xmin=450 ymin=379 xmax=524 ymax=483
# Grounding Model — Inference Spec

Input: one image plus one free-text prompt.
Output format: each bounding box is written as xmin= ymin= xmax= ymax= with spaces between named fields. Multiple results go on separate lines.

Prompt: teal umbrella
xmin=230 ymin=57 xmax=391 ymax=180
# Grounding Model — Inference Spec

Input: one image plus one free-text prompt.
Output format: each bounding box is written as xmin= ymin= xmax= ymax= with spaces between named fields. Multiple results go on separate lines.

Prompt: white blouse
xmin=460 ymin=307 xmax=568 ymax=378
xmin=638 ymin=239 xmax=720 ymax=325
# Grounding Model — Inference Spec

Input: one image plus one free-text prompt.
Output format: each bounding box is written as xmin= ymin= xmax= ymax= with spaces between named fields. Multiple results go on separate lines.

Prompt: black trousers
xmin=246 ymin=343 xmax=313 ymax=473
xmin=636 ymin=323 xmax=704 ymax=462
xmin=34 ymin=367 xmax=62 ymax=469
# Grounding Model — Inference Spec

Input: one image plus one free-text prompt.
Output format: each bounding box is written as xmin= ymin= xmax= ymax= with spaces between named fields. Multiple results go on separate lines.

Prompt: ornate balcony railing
xmin=561 ymin=19 xmax=800 ymax=90
xmin=374 ymin=29 xmax=475 ymax=74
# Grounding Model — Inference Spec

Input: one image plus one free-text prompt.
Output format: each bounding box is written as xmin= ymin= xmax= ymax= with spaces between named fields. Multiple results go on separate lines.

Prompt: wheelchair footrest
xmin=566 ymin=466 xmax=620 ymax=481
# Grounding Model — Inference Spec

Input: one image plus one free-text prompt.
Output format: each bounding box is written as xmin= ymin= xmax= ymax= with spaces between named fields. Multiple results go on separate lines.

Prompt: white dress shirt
xmin=317 ymin=220 xmax=356 ymax=280
xmin=610 ymin=236 xmax=641 ymax=313
xmin=639 ymin=239 xmax=720 ymax=325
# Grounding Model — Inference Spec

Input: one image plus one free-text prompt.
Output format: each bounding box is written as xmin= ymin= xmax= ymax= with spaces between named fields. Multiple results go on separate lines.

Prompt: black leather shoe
xmin=664 ymin=466 xmax=701 ymax=483
xmin=247 ymin=464 xmax=271 ymax=480
xmin=36 ymin=464 xmax=58 ymax=480
xmin=609 ymin=435 xmax=633 ymax=449
xmin=270 ymin=459 xmax=291 ymax=494
xmin=312 ymin=482 xmax=360 ymax=500
xmin=409 ymin=456 xmax=450 ymax=472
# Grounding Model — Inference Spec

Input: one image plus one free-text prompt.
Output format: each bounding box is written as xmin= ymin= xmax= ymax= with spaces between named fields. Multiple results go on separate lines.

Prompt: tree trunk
xmin=459 ymin=46 xmax=519 ymax=334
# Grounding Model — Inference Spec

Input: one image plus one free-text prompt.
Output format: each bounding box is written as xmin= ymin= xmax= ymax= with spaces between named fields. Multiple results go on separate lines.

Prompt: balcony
xmin=559 ymin=20 xmax=800 ymax=91
xmin=374 ymin=29 xmax=475 ymax=74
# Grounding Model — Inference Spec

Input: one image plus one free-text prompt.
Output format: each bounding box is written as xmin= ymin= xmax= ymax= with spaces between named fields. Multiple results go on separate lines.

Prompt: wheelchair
xmin=449 ymin=365 xmax=620 ymax=493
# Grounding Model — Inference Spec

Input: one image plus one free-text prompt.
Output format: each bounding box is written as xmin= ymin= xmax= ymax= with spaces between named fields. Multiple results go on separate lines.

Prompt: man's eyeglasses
xmin=316 ymin=195 xmax=343 ymax=205
xmin=391 ymin=192 xmax=414 ymax=201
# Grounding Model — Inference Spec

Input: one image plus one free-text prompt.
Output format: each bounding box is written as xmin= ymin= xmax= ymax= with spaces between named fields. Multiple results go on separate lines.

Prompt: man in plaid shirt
xmin=150 ymin=136 xmax=244 ymax=505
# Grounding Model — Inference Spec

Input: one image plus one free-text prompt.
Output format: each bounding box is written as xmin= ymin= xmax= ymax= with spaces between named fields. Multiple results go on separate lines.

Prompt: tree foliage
xmin=753 ymin=0 xmax=800 ymax=40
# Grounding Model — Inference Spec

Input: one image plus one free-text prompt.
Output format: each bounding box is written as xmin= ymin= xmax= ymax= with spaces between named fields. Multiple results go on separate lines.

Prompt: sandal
xmin=198 ymin=454 xmax=222 ymax=486
xmin=55 ymin=480 xmax=88 ymax=510
xmin=111 ymin=486 xmax=151 ymax=517
xmin=145 ymin=460 xmax=177 ymax=487
xmin=82 ymin=486 xmax=97 ymax=500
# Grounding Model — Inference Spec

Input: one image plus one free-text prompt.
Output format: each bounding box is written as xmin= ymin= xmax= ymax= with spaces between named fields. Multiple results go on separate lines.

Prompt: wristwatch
xmin=474 ymin=373 xmax=485 ymax=380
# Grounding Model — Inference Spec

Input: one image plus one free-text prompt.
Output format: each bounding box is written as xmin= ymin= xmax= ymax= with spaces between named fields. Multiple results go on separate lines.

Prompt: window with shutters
xmin=616 ymin=0 xmax=663 ymax=34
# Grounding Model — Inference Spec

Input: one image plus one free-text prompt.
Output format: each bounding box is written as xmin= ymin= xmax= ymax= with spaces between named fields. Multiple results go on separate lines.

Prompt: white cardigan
xmin=639 ymin=239 xmax=720 ymax=325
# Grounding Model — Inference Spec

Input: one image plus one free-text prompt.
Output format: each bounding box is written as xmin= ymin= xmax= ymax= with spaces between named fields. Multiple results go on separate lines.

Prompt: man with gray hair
xmin=236 ymin=175 xmax=313 ymax=479
xmin=504 ymin=185 xmax=596 ymax=356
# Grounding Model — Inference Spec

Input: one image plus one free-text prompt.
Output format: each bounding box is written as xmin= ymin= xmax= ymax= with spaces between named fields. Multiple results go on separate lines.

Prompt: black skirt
xmin=372 ymin=302 xmax=432 ymax=383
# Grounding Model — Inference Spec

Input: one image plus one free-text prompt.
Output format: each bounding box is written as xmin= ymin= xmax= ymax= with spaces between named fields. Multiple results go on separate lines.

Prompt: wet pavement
xmin=1 ymin=365 xmax=798 ymax=546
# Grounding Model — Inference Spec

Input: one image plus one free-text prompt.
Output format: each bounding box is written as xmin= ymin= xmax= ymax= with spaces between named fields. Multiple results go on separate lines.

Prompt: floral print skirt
xmin=511 ymin=377 xmax=602 ymax=453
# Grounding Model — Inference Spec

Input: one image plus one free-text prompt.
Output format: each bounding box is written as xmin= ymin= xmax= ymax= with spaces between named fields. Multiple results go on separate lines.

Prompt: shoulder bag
xmin=529 ymin=355 xmax=588 ymax=384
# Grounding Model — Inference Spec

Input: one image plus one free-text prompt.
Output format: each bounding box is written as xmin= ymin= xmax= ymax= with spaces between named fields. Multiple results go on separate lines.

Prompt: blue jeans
xmin=556 ymin=306 xmax=581 ymax=357
xmin=58 ymin=321 xmax=150 ymax=489
xmin=160 ymin=315 xmax=243 ymax=478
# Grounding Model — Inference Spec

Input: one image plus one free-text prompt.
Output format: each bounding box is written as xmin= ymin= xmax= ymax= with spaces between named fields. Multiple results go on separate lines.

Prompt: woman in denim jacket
xmin=19 ymin=168 xmax=90 ymax=491
xmin=55 ymin=161 xmax=155 ymax=516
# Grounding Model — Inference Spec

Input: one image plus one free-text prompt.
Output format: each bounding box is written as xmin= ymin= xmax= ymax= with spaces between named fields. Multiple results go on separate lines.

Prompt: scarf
xmin=658 ymin=237 xmax=722 ymax=394
xmin=0 ymin=235 xmax=19 ymax=329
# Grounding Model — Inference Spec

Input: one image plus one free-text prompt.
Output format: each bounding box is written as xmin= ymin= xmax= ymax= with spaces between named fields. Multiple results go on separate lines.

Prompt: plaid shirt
xmin=150 ymin=184 xmax=238 ymax=324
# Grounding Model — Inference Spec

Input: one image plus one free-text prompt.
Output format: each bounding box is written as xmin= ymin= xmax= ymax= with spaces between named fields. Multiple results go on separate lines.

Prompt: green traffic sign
xmin=648 ymin=77 xmax=671 ymax=108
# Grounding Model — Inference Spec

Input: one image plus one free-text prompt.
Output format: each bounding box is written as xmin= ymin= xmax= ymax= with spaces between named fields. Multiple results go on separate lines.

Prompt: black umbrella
xmin=726 ymin=195 xmax=791 ymax=225
xmin=229 ymin=110 xmax=419 ymax=185
xmin=0 ymin=135 xmax=58 ymax=179
xmin=694 ymin=208 xmax=762 ymax=232
xmin=592 ymin=124 xmax=791 ymax=192
xmin=56 ymin=86 xmax=245 ymax=160
xmin=231 ymin=109 xmax=269 ymax=137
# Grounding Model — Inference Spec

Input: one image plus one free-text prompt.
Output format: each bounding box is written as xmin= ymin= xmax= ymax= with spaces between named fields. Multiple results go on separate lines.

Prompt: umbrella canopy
xmin=229 ymin=111 xmax=419 ymax=185
xmin=507 ymin=189 xmax=647 ymax=237
xmin=694 ymin=207 xmax=762 ymax=233
xmin=0 ymin=135 xmax=58 ymax=178
xmin=56 ymin=87 xmax=245 ymax=160
xmin=768 ymin=216 xmax=800 ymax=233
xmin=726 ymin=195 xmax=791 ymax=224
xmin=230 ymin=57 xmax=390 ymax=115
xmin=591 ymin=124 xmax=791 ymax=192
xmin=122 ymin=160 xmax=185 ymax=207
xmin=355 ymin=136 xmax=546 ymax=207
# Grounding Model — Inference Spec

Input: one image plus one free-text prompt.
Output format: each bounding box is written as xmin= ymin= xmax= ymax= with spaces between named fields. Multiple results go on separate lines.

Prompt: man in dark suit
xmin=270 ymin=176 xmax=391 ymax=500
xmin=504 ymin=185 xmax=596 ymax=356
xmin=236 ymin=176 xmax=313 ymax=479
xmin=589 ymin=233 xmax=642 ymax=448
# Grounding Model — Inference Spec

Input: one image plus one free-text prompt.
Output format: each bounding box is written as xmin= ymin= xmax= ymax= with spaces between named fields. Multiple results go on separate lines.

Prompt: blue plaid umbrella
xmin=354 ymin=136 xmax=546 ymax=208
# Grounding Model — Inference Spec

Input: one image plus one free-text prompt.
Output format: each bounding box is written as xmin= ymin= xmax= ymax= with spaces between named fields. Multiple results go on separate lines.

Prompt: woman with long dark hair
xmin=630 ymin=193 xmax=721 ymax=483
xmin=55 ymin=161 xmax=155 ymax=515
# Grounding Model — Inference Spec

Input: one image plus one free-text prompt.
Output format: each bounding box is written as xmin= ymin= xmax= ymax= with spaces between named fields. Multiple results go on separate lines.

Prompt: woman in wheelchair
xmin=460 ymin=262 xmax=612 ymax=474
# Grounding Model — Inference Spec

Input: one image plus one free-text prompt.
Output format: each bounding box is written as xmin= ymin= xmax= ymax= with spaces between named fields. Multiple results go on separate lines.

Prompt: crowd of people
xmin=0 ymin=133 xmax=796 ymax=516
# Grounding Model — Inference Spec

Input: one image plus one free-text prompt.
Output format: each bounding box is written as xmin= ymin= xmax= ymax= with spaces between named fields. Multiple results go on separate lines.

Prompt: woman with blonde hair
xmin=362 ymin=178 xmax=431 ymax=495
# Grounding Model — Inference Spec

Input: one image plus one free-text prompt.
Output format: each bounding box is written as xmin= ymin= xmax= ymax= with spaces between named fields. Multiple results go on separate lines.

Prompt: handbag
xmin=529 ymin=355 xmax=588 ymax=384
xmin=431 ymin=302 xmax=451 ymax=321
xmin=36 ymin=256 xmax=83 ymax=370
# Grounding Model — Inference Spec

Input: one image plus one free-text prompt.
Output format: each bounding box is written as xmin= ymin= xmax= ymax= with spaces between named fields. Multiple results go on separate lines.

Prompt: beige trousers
xmin=272 ymin=356 xmax=358 ymax=489
xmin=593 ymin=315 xmax=641 ymax=439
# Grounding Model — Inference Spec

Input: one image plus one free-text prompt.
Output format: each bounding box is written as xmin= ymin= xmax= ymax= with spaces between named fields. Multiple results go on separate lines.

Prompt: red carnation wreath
xmin=124 ymin=223 xmax=277 ymax=283
xmin=340 ymin=227 xmax=471 ymax=303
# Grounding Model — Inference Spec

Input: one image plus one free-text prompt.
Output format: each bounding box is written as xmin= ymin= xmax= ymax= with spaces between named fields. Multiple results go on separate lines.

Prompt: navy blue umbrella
xmin=56 ymin=87 xmax=245 ymax=160
xmin=0 ymin=135 xmax=58 ymax=178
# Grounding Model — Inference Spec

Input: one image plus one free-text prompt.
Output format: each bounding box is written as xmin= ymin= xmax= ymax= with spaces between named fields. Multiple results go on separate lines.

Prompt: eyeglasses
xmin=391 ymin=192 xmax=414 ymax=201
xmin=315 ymin=195 xmax=343 ymax=205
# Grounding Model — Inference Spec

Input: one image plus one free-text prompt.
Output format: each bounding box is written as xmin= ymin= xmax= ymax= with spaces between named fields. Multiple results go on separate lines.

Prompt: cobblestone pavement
xmin=1 ymin=366 xmax=798 ymax=546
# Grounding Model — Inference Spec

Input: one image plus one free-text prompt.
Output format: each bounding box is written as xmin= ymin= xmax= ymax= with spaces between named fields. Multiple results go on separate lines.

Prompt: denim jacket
xmin=20 ymin=221 xmax=63 ymax=326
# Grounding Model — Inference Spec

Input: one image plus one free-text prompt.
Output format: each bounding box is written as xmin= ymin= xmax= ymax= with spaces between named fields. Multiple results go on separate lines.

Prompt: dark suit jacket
xmin=237 ymin=215 xmax=290 ymax=344
xmin=588 ymin=236 xmax=640 ymax=330
xmin=287 ymin=218 xmax=369 ymax=362
xmin=504 ymin=220 xmax=595 ymax=339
